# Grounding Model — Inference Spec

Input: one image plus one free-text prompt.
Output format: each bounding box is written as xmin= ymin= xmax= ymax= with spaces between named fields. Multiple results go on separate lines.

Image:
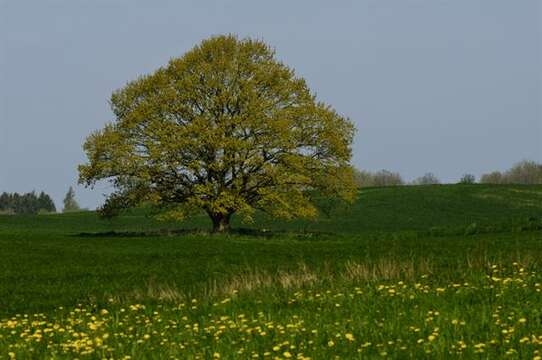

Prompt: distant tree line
xmin=353 ymin=160 xmax=542 ymax=188
xmin=0 ymin=191 xmax=56 ymax=214
xmin=353 ymin=169 xmax=404 ymax=187
xmin=353 ymin=169 xmax=441 ymax=187
xmin=480 ymin=160 xmax=542 ymax=185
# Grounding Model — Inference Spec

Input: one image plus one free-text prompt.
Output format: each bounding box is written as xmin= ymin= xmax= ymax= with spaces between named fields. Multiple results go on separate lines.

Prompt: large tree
xmin=79 ymin=35 xmax=356 ymax=233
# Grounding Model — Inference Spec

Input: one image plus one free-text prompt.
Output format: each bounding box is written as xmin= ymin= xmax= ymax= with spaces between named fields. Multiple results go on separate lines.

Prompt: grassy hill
xmin=1 ymin=184 xmax=541 ymax=358
xmin=1 ymin=184 xmax=540 ymax=314
xmin=2 ymin=184 xmax=541 ymax=235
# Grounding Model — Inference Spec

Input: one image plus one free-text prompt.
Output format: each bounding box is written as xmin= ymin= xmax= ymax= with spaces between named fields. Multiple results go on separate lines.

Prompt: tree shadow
xmin=231 ymin=227 xmax=337 ymax=239
xmin=75 ymin=228 xmax=206 ymax=238
xmin=74 ymin=227 xmax=337 ymax=240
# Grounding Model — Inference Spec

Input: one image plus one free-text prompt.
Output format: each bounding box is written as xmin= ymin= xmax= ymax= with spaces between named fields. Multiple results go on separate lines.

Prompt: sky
xmin=1 ymin=0 xmax=541 ymax=210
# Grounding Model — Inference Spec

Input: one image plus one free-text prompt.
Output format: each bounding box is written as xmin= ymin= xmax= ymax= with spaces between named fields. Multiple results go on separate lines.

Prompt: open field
xmin=1 ymin=184 xmax=541 ymax=358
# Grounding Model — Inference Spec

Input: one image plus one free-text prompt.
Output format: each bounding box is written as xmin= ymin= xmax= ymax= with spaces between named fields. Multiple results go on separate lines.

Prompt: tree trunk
xmin=210 ymin=212 xmax=232 ymax=233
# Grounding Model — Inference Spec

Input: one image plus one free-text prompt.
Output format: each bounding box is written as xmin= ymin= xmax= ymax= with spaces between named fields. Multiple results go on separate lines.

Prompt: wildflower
xmin=328 ymin=340 xmax=335 ymax=347
xmin=345 ymin=333 xmax=355 ymax=341
xmin=283 ymin=351 xmax=292 ymax=358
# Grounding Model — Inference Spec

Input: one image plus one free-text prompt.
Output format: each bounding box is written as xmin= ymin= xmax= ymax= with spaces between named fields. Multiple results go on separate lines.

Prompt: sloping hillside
xmin=1 ymin=184 xmax=541 ymax=235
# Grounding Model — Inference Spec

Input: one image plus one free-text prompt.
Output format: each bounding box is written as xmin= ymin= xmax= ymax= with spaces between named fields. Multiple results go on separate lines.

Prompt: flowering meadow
xmin=1 ymin=263 xmax=541 ymax=359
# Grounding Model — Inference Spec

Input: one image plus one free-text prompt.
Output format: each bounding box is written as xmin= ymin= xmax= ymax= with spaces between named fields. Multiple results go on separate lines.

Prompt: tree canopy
xmin=79 ymin=35 xmax=356 ymax=232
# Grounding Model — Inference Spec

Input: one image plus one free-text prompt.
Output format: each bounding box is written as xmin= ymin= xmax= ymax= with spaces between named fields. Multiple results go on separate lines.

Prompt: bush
xmin=412 ymin=172 xmax=440 ymax=185
xmin=459 ymin=174 xmax=476 ymax=184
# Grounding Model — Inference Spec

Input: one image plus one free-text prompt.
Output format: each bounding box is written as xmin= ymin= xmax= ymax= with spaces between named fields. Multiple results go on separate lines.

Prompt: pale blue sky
xmin=1 ymin=0 xmax=541 ymax=209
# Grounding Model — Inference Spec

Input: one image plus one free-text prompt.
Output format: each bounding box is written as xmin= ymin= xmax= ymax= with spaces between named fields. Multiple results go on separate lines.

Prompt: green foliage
xmin=0 ymin=191 xmax=56 ymax=214
xmin=63 ymin=186 xmax=81 ymax=213
xmin=79 ymin=35 xmax=356 ymax=232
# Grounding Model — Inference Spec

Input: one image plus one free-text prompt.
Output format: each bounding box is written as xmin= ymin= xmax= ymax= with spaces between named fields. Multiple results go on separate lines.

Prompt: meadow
xmin=1 ymin=184 xmax=541 ymax=358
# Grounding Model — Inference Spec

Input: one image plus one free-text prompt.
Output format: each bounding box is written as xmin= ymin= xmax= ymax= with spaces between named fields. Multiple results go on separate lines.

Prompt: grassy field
xmin=1 ymin=184 xmax=541 ymax=358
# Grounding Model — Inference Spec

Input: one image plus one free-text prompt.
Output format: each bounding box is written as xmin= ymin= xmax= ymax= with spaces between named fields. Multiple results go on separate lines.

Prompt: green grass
xmin=0 ymin=184 xmax=541 ymax=358
xmin=2 ymin=264 xmax=541 ymax=359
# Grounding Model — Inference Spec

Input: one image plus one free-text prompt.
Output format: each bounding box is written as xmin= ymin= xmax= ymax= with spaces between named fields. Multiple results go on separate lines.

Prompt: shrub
xmin=412 ymin=172 xmax=440 ymax=185
xmin=459 ymin=174 xmax=476 ymax=184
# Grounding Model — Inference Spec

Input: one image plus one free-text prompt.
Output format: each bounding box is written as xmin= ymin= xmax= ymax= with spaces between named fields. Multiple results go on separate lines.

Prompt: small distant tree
xmin=353 ymin=169 xmax=375 ymax=187
xmin=459 ymin=174 xmax=476 ymax=184
xmin=38 ymin=191 xmax=56 ymax=213
xmin=480 ymin=171 xmax=503 ymax=184
xmin=63 ymin=186 xmax=80 ymax=212
xmin=353 ymin=168 xmax=404 ymax=188
xmin=372 ymin=170 xmax=404 ymax=187
xmin=412 ymin=172 xmax=440 ymax=185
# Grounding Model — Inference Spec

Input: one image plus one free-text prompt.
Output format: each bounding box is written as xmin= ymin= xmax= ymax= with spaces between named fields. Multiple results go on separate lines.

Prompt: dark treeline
xmin=0 ymin=192 xmax=56 ymax=215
